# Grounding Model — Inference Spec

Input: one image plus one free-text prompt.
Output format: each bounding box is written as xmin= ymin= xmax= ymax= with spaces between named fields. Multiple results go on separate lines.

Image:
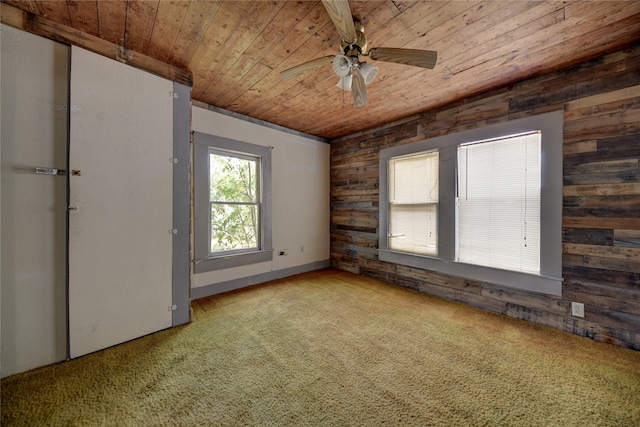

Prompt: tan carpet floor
xmin=2 ymin=268 xmax=639 ymax=426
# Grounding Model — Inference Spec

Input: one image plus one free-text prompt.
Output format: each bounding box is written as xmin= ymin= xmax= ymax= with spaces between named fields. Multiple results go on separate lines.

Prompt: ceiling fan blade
xmin=321 ymin=0 xmax=357 ymax=43
xmin=279 ymin=55 xmax=335 ymax=80
xmin=351 ymin=67 xmax=368 ymax=107
xmin=368 ymin=47 xmax=437 ymax=69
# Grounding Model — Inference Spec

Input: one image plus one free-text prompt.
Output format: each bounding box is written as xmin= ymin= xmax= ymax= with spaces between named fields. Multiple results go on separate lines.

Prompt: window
xmin=194 ymin=132 xmax=272 ymax=273
xmin=208 ymin=149 xmax=260 ymax=255
xmin=379 ymin=111 xmax=563 ymax=295
xmin=388 ymin=150 xmax=439 ymax=256
xmin=457 ymin=132 xmax=540 ymax=274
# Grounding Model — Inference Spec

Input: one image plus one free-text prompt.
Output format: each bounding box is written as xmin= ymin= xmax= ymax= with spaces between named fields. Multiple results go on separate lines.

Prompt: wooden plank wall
xmin=330 ymin=43 xmax=640 ymax=350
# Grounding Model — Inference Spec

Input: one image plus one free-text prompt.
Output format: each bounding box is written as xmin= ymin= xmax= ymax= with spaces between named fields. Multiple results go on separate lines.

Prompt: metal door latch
xmin=35 ymin=167 xmax=66 ymax=176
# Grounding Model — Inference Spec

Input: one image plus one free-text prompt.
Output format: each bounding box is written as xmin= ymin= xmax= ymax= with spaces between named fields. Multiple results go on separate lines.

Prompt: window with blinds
xmin=457 ymin=132 xmax=541 ymax=274
xmin=379 ymin=111 xmax=563 ymax=295
xmin=388 ymin=150 xmax=439 ymax=256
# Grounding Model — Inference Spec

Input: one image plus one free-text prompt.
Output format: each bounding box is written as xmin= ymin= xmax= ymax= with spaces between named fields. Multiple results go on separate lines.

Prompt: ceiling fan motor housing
xmin=341 ymin=21 xmax=367 ymax=57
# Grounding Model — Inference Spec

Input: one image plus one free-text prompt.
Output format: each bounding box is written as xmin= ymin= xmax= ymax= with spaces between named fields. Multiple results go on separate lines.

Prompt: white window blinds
xmin=457 ymin=132 xmax=541 ymax=274
xmin=388 ymin=150 xmax=439 ymax=256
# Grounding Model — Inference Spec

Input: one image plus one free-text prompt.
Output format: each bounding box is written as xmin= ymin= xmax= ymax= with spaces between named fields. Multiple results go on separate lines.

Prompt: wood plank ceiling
xmin=4 ymin=1 xmax=640 ymax=139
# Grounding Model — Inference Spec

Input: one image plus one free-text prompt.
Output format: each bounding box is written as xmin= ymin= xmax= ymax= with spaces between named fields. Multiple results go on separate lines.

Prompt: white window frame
xmin=379 ymin=111 xmax=563 ymax=296
xmin=194 ymin=132 xmax=273 ymax=273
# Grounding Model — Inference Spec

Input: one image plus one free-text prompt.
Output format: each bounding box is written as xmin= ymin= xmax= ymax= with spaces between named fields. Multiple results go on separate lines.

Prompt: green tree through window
xmin=209 ymin=150 xmax=260 ymax=254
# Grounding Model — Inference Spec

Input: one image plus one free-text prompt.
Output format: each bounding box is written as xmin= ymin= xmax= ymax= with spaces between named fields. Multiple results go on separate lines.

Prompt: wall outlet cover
xmin=571 ymin=302 xmax=585 ymax=318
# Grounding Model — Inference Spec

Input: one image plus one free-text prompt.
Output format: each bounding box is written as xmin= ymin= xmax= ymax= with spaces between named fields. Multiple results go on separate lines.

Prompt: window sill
xmin=194 ymin=249 xmax=273 ymax=273
xmin=378 ymin=249 xmax=562 ymax=296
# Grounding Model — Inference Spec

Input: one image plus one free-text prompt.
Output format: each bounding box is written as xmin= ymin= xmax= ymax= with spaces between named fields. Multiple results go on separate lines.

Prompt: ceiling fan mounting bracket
xmin=341 ymin=42 xmax=362 ymax=58
xmin=341 ymin=20 xmax=367 ymax=57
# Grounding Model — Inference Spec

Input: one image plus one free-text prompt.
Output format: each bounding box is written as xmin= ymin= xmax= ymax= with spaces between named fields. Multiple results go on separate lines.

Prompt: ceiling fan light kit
xmin=360 ymin=63 xmax=379 ymax=85
xmin=332 ymin=55 xmax=378 ymax=92
xmin=336 ymin=75 xmax=352 ymax=92
xmin=280 ymin=0 xmax=437 ymax=107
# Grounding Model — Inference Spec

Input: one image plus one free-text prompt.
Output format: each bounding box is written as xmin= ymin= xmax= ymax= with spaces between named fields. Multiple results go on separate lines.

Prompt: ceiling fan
xmin=279 ymin=0 xmax=437 ymax=107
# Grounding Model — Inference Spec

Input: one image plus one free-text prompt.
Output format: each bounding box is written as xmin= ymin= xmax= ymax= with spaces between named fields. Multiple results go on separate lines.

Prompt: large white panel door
xmin=1 ymin=25 xmax=68 ymax=378
xmin=68 ymin=47 xmax=174 ymax=358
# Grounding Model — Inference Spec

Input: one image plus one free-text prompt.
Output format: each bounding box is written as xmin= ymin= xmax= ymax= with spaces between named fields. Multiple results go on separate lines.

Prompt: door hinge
xmin=168 ymin=304 xmax=177 ymax=311
xmin=170 ymin=91 xmax=179 ymax=99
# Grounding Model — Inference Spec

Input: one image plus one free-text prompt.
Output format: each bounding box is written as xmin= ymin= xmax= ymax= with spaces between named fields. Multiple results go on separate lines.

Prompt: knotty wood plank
xmin=563 ymin=243 xmax=640 ymax=262
xmin=564 ymin=159 xmax=639 ymax=176
xmin=35 ymin=0 xmax=70 ymax=26
xmin=331 ymin=241 xmax=377 ymax=260
xmin=563 ymin=228 xmax=613 ymax=246
xmin=379 ymin=1 xmax=486 ymax=49
xmin=96 ymin=0 xmax=127 ymax=45
xmin=166 ymin=1 xmax=219 ymax=68
xmin=563 ymin=253 xmax=640 ymax=274
xmin=417 ymin=282 xmax=506 ymax=314
xmin=565 ymin=85 xmax=640 ymax=116
xmin=230 ymin=1 xmax=332 ymax=105
xmin=614 ymin=229 xmax=640 ymax=248
xmin=453 ymin=1 xmax=638 ymax=78
xmin=583 ymin=306 xmax=640 ymax=333
xmin=563 ymin=170 xmax=639 ymax=186
xmin=67 ymin=0 xmax=99 ymax=37
xmin=200 ymin=2 xmax=285 ymax=103
xmin=563 ymin=140 xmax=598 ymax=155
xmin=331 ymin=230 xmax=378 ymax=249
xmin=444 ymin=1 xmax=571 ymax=72
xmin=563 ymin=182 xmax=640 ymax=197
xmin=564 ymin=195 xmax=640 ymax=208
xmin=215 ymin=0 xmax=318 ymax=107
xmin=563 ymin=217 xmax=640 ymax=230
xmin=564 ymin=107 xmax=640 ymax=136
xmin=507 ymin=304 xmax=640 ymax=349
xmin=123 ymin=0 xmax=159 ymax=54
xmin=564 ymin=279 xmax=640 ymax=305
xmin=213 ymin=1 xmax=285 ymax=73
xmin=331 ymin=215 xmax=378 ymax=229
xmin=568 ymin=289 xmax=640 ymax=317
xmin=564 ymin=206 xmax=640 ymax=219
xmin=187 ymin=1 xmax=235 ymax=72
xmin=563 ymin=265 xmax=640 ymax=289
xmin=480 ymin=284 xmax=569 ymax=316
xmin=146 ymin=0 xmax=190 ymax=63
xmin=207 ymin=1 xmax=304 ymax=107
xmin=565 ymin=135 xmax=640 ymax=166
xmin=5 ymin=0 xmax=40 ymax=14
xmin=565 ymin=95 xmax=640 ymax=124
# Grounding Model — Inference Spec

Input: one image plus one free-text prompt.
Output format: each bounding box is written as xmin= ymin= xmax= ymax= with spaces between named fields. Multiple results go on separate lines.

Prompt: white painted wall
xmin=191 ymin=106 xmax=330 ymax=290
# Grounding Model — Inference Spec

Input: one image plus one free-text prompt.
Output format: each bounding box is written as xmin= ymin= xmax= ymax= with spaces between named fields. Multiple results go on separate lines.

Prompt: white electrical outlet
xmin=571 ymin=302 xmax=585 ymax=318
